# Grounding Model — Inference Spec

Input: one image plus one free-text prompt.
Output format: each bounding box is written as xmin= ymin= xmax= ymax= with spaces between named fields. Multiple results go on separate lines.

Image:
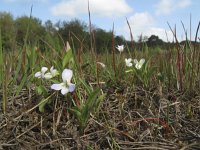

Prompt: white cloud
xmin=155 ymin=0 xmax=173 ymax=15
xmin=127 ymin=12 xmax=154 ymax=31
xmin=50 ymin=0 xmax=132 ymax=18
xmin=119 ymin=12 xmax=174 ymax=42
xmin=3 ymin=0 xmax=48 ymax=2
xmin=155 ymin=0 xmax=192 ymax=15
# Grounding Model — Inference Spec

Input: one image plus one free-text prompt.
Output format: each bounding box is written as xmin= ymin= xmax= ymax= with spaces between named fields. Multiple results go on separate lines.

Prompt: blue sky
xmin=0 ymin=0 xmax=199 ymax=41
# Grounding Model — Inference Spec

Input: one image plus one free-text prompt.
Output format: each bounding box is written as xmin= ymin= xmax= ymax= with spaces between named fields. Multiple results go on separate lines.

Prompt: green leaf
xmin=62 ymin=49 xmax=73 ymax=68
xmin=39 ymin=98 xmax=49 ymax=113
xmin=29 ymin=47 xmax=37 ymax=71
xmin=53 ymin=60 xmax=62 ymax=72
xmin=85 ymin=88 xmax=101 ymax=111
xmin=13 ymin=50 xmax=23 ymax=84
xmin=38 ymin=94 xmax=54 ymax=113
xmin=36 ymin=85 xmax=47 ymax=95
xmin=69 ymin=106 xmax=82 ymax=118
xmin=93 ymin=93 xmax=105 ymax=113
xmin=79 ymin=78 xmax=92 ymax=94
xmin=69 ymin=88 xmax=102 ymax=134
xmin=15 ymin=73 xmax=27 ymax=96
xmin=81 ymin=89 xmax=101 ymax=123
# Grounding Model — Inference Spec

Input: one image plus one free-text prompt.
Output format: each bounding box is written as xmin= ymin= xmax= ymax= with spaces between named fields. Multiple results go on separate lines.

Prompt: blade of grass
xmin=22 ymin=6 xmax=33 ymax=73
xmin=13 ymin=49 xmax=23 ymax=85
xmin=0 ymin=26 xmax=7 ymax=113
xmin=0 ymin=26 xmax=3 ymax=86
xmin=191 ymin=21 xmax=200 ymax=89
xmin=3 ymin=57 xmax=9 ymax=114
xmin=15 ymin=73 xmax=28 ymax=96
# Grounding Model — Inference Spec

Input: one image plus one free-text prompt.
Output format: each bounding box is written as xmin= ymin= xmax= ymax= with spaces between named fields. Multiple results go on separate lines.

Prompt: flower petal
xmin=139 ymin=58 xmax=145 ymax=65
xmin=128 ymin=58 xmax=132 ymax=62
xmin=51 ymin=83 xmax=64 ymax=90
xmin=125 ymin=58 xmax=132 ymax=63
xmin=51 ymin=69 xmax=59 ymax=77
xmin=35 ymin=72 xmax=41 ymax=78
xmin=61 ymin=87 xmax=69 ymax=95
xmin=44 ymin=72 xmax=53 ymax=79
xmin=68 ymin=83 xmax=75 ymax=92
xmin=41 ymin=67 xmax=48 ymax=74
xmin=116 ymin=45 xmax=124 ymax=52
xmin=135 ymin=64 xmax=142 ymax=69
xmin=125 ymin=58 xmax=132 ymax=67
xmin=127 ymin=62 xmax=133 ymax=67
xmin=50 ymin=66 xmax=54 ymax=72
xmin=62 ymin=69 xmax=73 ymax=82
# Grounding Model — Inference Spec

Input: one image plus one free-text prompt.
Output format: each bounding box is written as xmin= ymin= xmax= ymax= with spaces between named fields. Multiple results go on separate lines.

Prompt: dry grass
xmin=1 ymin=82 xmax=200 ymax=149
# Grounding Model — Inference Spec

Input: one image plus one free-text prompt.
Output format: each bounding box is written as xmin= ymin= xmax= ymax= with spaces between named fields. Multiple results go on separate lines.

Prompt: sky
xmin=0 ymin=0 xmax=199 ymax=42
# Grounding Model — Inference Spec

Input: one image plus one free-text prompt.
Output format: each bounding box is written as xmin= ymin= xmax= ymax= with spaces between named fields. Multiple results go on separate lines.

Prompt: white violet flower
xmin=116 ymin=45 xmax=124 ymax=52
xmin=125 ymin=58 xmax=132 ymax=67
xmin=44 ymin=66 xmax=59 ymax=79
xmin=51 ymin=69 xmax=75 ymax=95
xmin=35 ymin=67 xmax=48 ymax=78
xmin=133 ymin=58 xmax=145 ymax=69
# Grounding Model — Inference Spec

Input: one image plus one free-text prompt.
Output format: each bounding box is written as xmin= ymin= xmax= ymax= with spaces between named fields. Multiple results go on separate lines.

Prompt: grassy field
xmin=0 ymin=22 xmax=200 ymax=149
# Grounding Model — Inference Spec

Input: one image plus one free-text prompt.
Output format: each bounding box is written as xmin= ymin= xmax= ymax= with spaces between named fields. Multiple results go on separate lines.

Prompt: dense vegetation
xmin=0 ymin=11 xmax=173 ymax=53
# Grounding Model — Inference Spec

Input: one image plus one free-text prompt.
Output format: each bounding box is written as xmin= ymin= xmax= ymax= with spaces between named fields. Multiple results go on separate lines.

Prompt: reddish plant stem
xmin=72 ymin=92 xmax=80 ymax=107
xmin=88 ymin=0 xmax=94 ymax=60
xmin=87 ymin=0 xmax=99 ymax=86
xmin=167 ymin=23 xmax=183 ymax=91
xmin=112 ymin=23 xmax=116 ymax=77
xmin=126 ymin=17 xmax=134 ymax=54
xmin=165 ymin=30 xmax=172 ymax=90
xmin=134 ymin=117 xmax=170 ymax=131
